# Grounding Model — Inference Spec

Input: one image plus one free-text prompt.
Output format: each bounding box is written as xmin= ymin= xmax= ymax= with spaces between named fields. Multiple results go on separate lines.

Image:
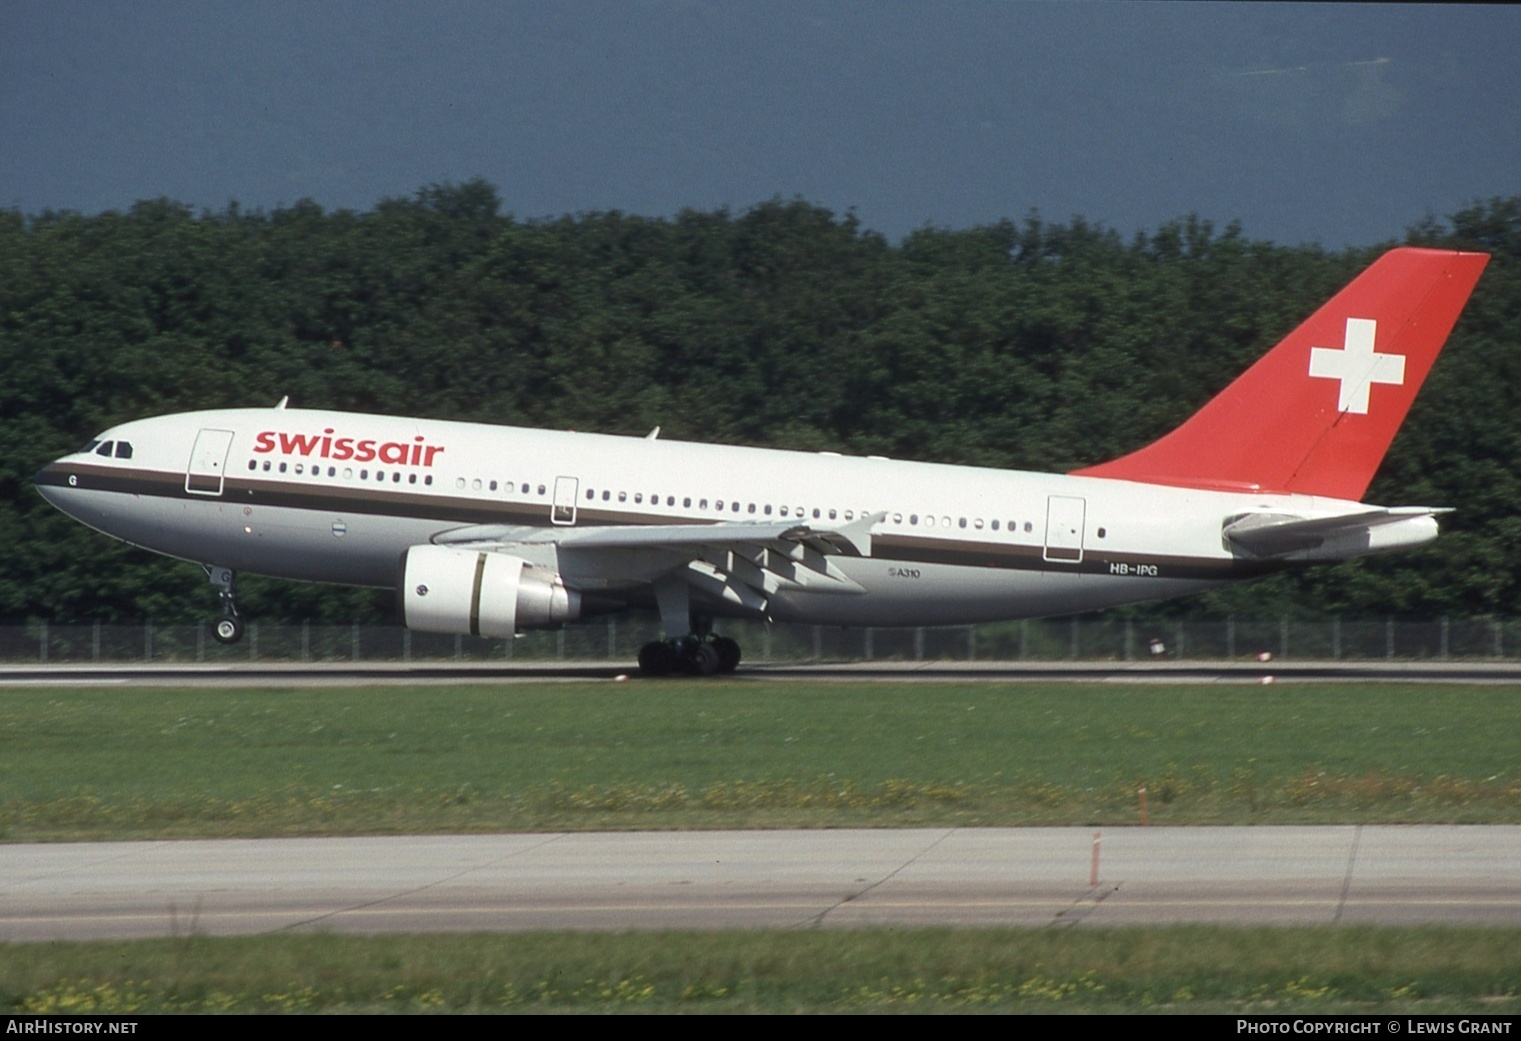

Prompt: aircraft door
xmin=552 ymin=476 xmax=579 ymax=525
xmin=1043 ymin=495 xmax=1086 ymax=563
xmin=186 ymin=428 xmax=236 ymax=496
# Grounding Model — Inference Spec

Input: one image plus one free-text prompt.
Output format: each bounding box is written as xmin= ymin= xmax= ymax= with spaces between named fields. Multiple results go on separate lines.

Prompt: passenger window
xmin=393 ymin=472 xmax=401 ymax=483
xmin=247 ymin=460 xmax=257 ymax=471
xmin=409 ymin=474 xmax=417 ymax=485
xmin=618 ymin=491 xmax=627 ymax=502
xmin=748 ymin=503 xmax=756 ymax=514
xmin=295 ymin=464 xmax=304 ymax=475
xmin=684 ymin=497 xmax=692 ymax=508
xmin=586 ymin=489 xmax=595 ymax=500
xmin=279 ymin=463 xmax=288 ymax=473
xmin=1024 ymin=521 xmax=1033 ymax=533
xmin=991 ymin=520 xmax=1000 ymax=531
xmin=263 ymin=461 xmax=271 ymax=471
xmin=602 ymin=490 xmax=610 ymax=501
xmin=537 ymin=485 xmax=545 ymax=495
xmin=489 ymin=480 xmax=498 ymax=491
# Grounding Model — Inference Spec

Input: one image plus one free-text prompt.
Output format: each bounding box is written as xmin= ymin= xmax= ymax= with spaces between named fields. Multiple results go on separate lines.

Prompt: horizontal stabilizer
xmin=1223 ymin=506 xmax=1450 ymax=558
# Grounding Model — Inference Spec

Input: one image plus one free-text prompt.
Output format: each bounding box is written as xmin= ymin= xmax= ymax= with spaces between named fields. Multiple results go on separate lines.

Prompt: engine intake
xmin=400 ymin=545 xmax=581 ymax=638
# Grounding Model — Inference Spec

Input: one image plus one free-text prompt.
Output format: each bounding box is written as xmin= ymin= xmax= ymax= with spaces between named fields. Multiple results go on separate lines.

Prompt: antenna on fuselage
xmin=274 ymin=396 xmax=289 ymax=409
xmin=645 ymin=426 xmax=661 ymax=440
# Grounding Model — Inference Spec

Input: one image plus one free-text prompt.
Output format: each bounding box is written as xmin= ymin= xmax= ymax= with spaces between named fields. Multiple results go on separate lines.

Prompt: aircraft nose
xmin=35 ymin=460 xmax=78 ymax=512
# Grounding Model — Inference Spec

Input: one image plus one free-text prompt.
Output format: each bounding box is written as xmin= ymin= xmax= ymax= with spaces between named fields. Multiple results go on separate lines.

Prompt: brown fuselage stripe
xmin=37 ymin=462 xmax=1279 ymax=581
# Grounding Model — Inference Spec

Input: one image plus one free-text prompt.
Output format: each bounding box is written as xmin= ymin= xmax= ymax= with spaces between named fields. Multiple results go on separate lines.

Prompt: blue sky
xmin=3 ymin=1 xmax=1516 ymax=247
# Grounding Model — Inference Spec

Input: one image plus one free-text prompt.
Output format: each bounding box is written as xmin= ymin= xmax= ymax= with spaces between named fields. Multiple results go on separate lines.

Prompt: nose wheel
xmin=206 ymin=565 xmax=244 ymax=644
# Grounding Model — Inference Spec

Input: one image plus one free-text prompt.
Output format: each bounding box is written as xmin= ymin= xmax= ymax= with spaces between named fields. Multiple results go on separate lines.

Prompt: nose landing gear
xmin=206 ymin=565 xmax=244 ymax=644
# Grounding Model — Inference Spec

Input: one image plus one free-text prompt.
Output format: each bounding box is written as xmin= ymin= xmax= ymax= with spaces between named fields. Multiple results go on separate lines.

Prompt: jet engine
xmin=400 ymin=544 xmax=581 ymax=638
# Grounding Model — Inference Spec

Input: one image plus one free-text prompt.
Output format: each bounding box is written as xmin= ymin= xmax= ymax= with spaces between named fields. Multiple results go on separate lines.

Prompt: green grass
xmin=2 ymin=681 xmax=1520 ymax=840
xmin=4 ymin=928 xmax=1519 ymax=1014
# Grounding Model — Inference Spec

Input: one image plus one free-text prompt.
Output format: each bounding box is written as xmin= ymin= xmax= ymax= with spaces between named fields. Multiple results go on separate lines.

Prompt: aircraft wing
xmin=1222 ymin=506 xmax=1450 ymax=558
xmin=431 ymin=512 xmax=887 ymax=613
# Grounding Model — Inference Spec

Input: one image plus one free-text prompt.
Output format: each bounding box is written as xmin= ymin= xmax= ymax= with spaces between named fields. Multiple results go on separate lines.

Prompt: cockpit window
xmin=95 ymin=441 xmax=114 ymax=457
xmin=114 ymin=442 xmax=133 ymax=459
xmin=81 ymin=440 xmax=101 ymax=454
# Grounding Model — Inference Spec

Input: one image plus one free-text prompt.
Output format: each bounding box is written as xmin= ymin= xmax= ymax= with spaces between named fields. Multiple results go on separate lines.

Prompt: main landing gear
xmin=637 ymin=632 xmax=741 ymax=677
xmin=206 ymin=565 xmax=244 ymax=644
xmin=635 ymin=576 xmax=745 ymax=677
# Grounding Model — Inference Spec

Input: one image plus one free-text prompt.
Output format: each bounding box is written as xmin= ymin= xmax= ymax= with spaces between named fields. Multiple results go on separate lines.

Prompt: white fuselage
xmin=37 ymin=407 xmax=1392 ymax=627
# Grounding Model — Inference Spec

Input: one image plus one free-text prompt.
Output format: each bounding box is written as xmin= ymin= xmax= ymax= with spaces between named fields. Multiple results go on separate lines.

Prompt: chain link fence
xmin=2 ymin=616 xmax=1516 ymax=664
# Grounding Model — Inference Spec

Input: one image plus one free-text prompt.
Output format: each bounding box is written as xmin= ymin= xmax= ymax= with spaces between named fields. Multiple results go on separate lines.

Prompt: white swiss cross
xmin=1307 ymin=317 xmax=1405 ymax=415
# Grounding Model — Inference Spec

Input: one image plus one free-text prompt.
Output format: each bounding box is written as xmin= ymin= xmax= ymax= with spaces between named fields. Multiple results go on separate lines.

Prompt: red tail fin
xmin=1072 ymin=247 xmax=1490 ymax=501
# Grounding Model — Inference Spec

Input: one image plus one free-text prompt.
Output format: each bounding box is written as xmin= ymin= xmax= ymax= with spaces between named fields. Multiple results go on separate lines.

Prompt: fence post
xmin=556 ymin=629 xmax=565 ymax=660
xmin=864 ymin=627 xmax=874 ymax=660
xmin=914 ymin=627 xmax=924 ymax=661
xmin=1124 ymin=619 xmax=1133 ymax=662
xmin=94 ymin=621 xmax=101 ymax=663
xmin=352 ymin=621 xmax=360 ymax=661
xmin=250 ymin=622 xmax=259 ymax=661
xmin=454 ymin=633 xmax=462 ymax=661
xmin=144 ymin=621 xmax=153 ymax=661
xmin=1440 ymin=616 xmax=1450 ymax=659
xmin=763 ymin=625 xmax=772 ymax=662
xmin=1020 ymin=620 xmax=1028 ymax=661
xmin=197 ymin=622 xmax=204 ymax=663
xmin=967 ymin=625 xmax=976 ymax=661
xmin=812 ymin=625 xmax=822 ymax=662
xmin=303 ymin=620 xmax=311 ymax=662
xmin=1332 ymin=616 xmax=1341 ymax=660
xmin=1175 ymin=621 xmax=1184 ymax=660
xmin=1495 ymin=618 xmax=1504 ymax=660
xmin=1385 ymin=617 xmax=1394 ymax=660
xmin=607 ymin=618 xmax=616 ymax=660
xmin=1070 ymin=617 xmax=1079 ymax=659
xmin=402 ymin=628 xmax=410 ymax=663
xmin=1280 ymin=617 xmax=1289 ymax=660
xmin=39 ymin=620 xmax=46 ymax=663
xmin=1227 ymin=616 xmax=1235 ymax=658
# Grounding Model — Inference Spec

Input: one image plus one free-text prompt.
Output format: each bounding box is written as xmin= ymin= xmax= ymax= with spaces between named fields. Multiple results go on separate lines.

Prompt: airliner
xmin=35 ymin=247 xmax=1489 ymax=675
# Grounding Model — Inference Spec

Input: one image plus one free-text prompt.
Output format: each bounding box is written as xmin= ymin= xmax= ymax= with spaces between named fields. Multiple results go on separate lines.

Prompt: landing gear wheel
xmin=683 ymin=641 xmax=721 ymax=677
xmin=637 ymin=640 xmax=680 ymax=677
xmin=213 ymin=615 xmax=244 ymax=644
xmin=712 ymin=636 xmax=741 ymax=673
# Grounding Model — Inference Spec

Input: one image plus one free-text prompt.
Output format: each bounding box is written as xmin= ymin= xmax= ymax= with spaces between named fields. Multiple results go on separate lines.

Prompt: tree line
xmin=2 ymin=181 xmax=1518 ymax=624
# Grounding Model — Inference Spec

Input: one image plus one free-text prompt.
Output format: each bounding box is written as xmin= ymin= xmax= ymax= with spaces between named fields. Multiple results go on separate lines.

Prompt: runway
xmin=5 ymin=659 xmax=1521 ymax=686
xmin=4 ymin=826 xmax=1520 ymax=940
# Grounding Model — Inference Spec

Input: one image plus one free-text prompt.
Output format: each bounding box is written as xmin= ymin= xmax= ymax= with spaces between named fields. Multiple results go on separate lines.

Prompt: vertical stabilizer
xmin=1072 ymin=247 xmax=1489 ymax=501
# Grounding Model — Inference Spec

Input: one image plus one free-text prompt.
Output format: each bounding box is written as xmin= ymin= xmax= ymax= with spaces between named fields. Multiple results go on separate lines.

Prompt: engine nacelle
xmin=400 ymin=545 xmax=582 ymax=638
